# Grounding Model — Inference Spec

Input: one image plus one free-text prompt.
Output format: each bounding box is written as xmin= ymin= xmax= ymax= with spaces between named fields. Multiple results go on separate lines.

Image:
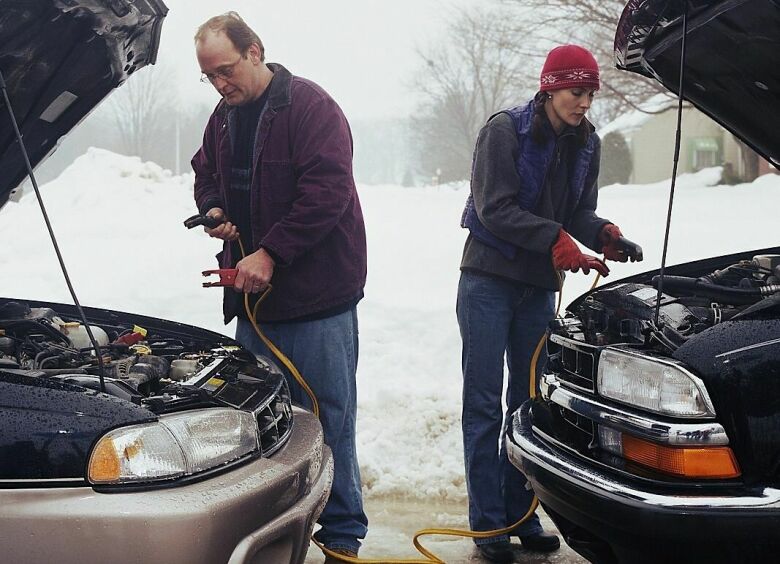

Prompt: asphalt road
xmin=305 ymin=498 xmax=588 ymax=564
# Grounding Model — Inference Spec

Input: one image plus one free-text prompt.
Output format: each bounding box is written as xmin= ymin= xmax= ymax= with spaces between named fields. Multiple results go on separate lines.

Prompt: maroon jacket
xmin=192 ymin=64 xmax=367 ymax=323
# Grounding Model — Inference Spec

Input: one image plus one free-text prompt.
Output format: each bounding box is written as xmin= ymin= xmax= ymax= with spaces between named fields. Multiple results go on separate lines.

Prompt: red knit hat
xmin=539 ymin=45 xmax=600 ymax=92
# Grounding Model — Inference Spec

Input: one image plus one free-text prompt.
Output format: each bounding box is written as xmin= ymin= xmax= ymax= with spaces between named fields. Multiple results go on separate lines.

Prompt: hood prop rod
xmin=0 ymin=69 xmax=106 ymax=393
xmin=654 ymin=0 xmax=689 ymax=328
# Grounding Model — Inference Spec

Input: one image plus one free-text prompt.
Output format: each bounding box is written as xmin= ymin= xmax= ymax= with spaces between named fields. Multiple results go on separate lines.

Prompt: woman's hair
xmin=530 ymin=91 xmax=592 ymax=147
xmin=195 ymin=12 xmax=265 ymax=61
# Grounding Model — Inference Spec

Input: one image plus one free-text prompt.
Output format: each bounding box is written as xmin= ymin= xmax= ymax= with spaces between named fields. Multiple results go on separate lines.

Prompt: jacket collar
xmin=264 ymin=63 xmax=293 ymax=110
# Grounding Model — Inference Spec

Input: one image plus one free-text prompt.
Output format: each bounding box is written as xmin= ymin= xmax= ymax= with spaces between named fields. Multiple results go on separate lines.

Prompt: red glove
xmin=600 ymin=223 xmax=628 ymax=262
xmin=552 ymin=229 xmax=610 ymax=276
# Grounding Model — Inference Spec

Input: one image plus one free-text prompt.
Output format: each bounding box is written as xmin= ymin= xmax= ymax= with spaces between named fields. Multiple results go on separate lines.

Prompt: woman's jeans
xmin=236 ymin=307 xmax=368 ymax=553
xmin=457 ymin=271 xmax=555 ymax=545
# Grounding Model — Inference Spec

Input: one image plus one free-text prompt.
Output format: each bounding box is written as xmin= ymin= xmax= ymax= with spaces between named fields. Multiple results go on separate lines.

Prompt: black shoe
xmin=476 ymin=541 xmax=516 ymax=563
xmin=323 ymin=548 xmax=358 ymax=563
xmin=519 ymin=531 xmax=561 ymax=552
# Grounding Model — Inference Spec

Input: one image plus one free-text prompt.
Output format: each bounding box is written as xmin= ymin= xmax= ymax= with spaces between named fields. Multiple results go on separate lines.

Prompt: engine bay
xmin=0 ymin=299 xmax=261 ymax=407
xmin=555 ymin=254 xmax=780 ymax=352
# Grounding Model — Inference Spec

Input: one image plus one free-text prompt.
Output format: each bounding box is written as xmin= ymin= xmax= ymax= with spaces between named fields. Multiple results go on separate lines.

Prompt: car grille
xmin=556 ymin=403 xmax=595 ymax=448
xmin=548 ymin=334 xmax=597 ymax=392
xmin=256 ymin=378 xmax=293 ymax=457
xmin=543 ymin=334 xmax=600 ymax=454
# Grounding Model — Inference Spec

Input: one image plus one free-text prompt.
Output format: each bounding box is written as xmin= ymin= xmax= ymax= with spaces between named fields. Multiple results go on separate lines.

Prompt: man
xmin=191 ymin=12 xmax=368 ymax=561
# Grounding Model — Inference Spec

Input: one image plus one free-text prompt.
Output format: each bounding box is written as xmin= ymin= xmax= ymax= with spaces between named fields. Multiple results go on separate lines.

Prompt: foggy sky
xmin=157 ymin=0 xmax=479 ymax=121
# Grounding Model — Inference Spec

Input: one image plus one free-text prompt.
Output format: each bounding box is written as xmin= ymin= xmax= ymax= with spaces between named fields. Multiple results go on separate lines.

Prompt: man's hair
xmin=194 ymin=12 xmax=265 ymax=61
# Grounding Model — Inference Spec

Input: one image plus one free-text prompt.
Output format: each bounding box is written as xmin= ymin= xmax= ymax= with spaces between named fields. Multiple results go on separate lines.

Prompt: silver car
xmin=0 ymin=2 xmax=332 ymax=563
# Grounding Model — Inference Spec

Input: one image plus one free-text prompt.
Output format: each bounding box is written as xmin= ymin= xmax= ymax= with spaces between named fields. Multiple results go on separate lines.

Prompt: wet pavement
xmin=305 ymin=497 xmax=588 ymax=563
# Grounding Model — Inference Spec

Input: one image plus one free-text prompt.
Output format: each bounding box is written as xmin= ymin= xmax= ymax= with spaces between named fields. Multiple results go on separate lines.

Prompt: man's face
xmin=196 ymin=31 xmax=261 ymax=106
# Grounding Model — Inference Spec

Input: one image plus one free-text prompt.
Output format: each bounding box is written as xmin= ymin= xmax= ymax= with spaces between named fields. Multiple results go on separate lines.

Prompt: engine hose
xmin=651 ymin=275 xmax=780 ymax=305
xmin=235 ymin=237 xmax=595 ymax=563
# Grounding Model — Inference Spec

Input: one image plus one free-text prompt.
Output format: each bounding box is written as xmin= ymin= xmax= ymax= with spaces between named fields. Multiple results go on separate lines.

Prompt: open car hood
xmin=614 ymin=0 xmax=780 ymax=169
xmin=0 ymin=0 xmax=168 ymax=210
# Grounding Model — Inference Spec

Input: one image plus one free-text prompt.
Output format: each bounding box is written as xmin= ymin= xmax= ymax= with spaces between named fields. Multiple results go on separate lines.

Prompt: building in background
xmin=599 ymin=94 xmax=774 ymax=186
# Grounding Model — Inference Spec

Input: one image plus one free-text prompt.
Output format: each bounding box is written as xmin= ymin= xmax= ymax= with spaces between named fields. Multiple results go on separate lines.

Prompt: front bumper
xmin=0 ymin=407 xmax=333 ymax=564
xmin=507 ymin=401 xmax=780 ymax=542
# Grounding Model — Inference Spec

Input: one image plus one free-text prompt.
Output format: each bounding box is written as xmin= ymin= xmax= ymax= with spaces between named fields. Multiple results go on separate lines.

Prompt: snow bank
xmin=0 ymin=148 xmax=224 ymax=332
xmin=1 ymin=150 xmax=778 ymax=502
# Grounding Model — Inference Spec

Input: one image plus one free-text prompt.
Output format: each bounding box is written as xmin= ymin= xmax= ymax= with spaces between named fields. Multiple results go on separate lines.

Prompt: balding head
xmin=195 ymin=11 xmax=264 ymax=61
xmin=195 ymin=13 xmax=272 ymax=106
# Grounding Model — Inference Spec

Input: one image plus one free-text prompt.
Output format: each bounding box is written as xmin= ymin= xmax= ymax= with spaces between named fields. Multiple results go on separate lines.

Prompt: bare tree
xmin=411 ymin=7 xmax=538 ymax=182
xmin=105 ymin=64 xmax=179 ymax=160
xmin=502 ymin=0 xmax=671 ymax=125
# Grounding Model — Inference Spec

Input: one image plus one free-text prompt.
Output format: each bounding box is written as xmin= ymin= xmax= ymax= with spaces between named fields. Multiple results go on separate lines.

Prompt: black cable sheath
xmin=0 ymin=68 xmax=106 ymax=392
xmin=654 ymin=0 xmax=689 ymax=327
xmin=652 ymin=275 xmax=780 ymax=305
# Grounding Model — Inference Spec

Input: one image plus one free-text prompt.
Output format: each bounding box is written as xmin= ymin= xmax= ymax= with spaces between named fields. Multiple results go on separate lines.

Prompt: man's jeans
xmin=456 ymin=271 xmax=554 ymax=545
xmin=236 ymin=307 xmax=368 ymax=553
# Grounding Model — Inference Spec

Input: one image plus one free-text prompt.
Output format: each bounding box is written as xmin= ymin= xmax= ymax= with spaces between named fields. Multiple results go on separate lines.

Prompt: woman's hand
xmin=552 ymin=229 xmax=609 ymax=276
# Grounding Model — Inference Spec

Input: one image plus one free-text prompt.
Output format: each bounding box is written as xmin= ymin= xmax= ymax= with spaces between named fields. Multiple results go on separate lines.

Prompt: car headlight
xmin=88 ymin=408 xmax=259 ymax=484
xmin=597 ymin=348 xmax=715 ymax=418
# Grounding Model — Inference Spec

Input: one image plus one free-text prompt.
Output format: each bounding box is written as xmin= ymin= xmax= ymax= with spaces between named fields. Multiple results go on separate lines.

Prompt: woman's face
xmin=545 ymin=88 xmax=597 ymax=133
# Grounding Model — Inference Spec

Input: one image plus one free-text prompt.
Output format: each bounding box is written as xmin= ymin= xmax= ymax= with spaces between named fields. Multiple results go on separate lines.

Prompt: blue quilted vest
xmin=460 ymin=100 xmax=598 ymax=259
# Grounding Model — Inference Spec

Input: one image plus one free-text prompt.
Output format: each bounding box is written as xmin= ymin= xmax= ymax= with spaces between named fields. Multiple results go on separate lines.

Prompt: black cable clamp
xmin=183 ymin=213 xmax=224 ymax=230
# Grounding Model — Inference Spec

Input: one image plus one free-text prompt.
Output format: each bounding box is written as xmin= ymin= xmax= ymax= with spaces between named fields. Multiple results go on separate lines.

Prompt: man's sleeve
xmin=472 ymin=113 xmax=562 ymax=254
xmin=191 ymin=111 xmax=225 ymax=216
xmin=567 ymin=140 xmax=611 ymax=253
xmin=259 ymin=95 xmax=356 ymax=266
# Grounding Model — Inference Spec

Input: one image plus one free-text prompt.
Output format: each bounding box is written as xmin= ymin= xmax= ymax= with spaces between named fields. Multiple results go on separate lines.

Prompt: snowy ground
xmin=1 ymin=150 xmax=778 ymax=507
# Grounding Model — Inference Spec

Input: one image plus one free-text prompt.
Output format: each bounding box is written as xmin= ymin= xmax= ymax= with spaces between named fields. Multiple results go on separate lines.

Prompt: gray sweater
xmin=460 ymin=112 xmax=610 ymax=290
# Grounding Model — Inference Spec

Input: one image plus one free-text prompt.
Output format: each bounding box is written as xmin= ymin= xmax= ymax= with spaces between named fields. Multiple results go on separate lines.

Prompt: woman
xmin=457 ymin=44 xmax=633 ymax=563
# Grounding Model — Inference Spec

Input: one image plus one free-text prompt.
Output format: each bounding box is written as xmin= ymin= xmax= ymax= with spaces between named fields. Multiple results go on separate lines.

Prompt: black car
xmin=507 ymin=1 xmax=780 ymax=563
xmin=0 ymin=2 xmax=332 ymax=563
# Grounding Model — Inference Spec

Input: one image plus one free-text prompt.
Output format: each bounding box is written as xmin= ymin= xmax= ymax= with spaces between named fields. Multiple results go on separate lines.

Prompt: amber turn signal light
xmin=622 ymin=434 xmax=741 ymax=479
xmin=88 ymin=437 xmax=121 ymax=482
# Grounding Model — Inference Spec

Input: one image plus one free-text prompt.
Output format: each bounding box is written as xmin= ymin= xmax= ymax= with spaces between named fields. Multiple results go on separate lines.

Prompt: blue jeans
xmin=456 ymin=271 xmax=554 ymax=545
xmin=235 ymin=307 xmax=368 ymax=553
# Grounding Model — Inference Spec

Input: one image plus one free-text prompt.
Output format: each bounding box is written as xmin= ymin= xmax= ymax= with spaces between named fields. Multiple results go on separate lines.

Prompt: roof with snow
xmin=598 ymin=93 xmax=680 ymax=139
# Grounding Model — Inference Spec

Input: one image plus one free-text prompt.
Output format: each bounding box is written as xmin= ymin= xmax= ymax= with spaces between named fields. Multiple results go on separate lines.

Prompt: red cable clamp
xmin=202 ymin=268 xmax=238 ymax=287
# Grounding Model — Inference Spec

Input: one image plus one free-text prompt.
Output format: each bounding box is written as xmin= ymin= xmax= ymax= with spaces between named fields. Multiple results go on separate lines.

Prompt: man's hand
xmin=204 ymin=207 xmax=239 ymax=242
xmin=234 ymin=248 xmax=276 ymax=293
xmin=552 ymin=229 xmax=610 ymax=277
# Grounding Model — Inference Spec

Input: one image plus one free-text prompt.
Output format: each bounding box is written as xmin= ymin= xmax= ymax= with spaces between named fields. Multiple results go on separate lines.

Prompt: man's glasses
xmin=200 ymin=54 xmax=244 ymax=84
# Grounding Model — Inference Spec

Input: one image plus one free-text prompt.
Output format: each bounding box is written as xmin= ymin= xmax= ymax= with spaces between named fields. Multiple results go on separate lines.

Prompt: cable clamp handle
xmin=184 ymin=213 xmax=224 ymax=230
xmin=202 ymin=268 xmax=237 ymax=287
xmin=616 ymin=236 xmax=644 ymax=262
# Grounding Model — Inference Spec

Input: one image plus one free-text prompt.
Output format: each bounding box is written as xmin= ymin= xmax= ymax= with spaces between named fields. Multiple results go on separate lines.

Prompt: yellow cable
xmin=312 ymin=538 xmax=436 ymax=564
xmin=235 ymin=239 xmax=320 ymax=418
xmin=244 ymin=289 xmax=320 ymax=419
xmin=230 ymin=234 xmax=604 ymax=563
xmin=310 ymin=267 xmax=586 ymax=563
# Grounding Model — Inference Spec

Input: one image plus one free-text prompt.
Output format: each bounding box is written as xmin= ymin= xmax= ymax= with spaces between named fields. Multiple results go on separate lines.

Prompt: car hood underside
xmin=615 ymin=0 xmax=780 ymax=168
xmin=0 ymin=0 xmax=168 ymax=210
